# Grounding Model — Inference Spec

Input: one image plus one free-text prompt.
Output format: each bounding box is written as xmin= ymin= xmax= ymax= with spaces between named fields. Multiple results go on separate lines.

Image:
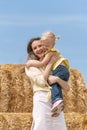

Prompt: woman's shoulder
xmin=25 ymin=66 xmax=43 ymax=77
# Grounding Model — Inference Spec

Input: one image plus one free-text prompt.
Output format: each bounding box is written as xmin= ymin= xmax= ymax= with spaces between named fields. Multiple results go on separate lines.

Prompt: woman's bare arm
xmin=48 ymin=75 xmax=70 ymax=91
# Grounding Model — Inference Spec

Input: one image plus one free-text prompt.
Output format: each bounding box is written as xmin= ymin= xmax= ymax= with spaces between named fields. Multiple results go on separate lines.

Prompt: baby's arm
xmin=26 ymin=59 xmax=43 ymax=68
xmin=25 ymin=51 xmax=54 ymax=68
xmin=43 ymin=52 xmax=59 ymax=81
xmin=43 ymin=60 xmax=53 ymax=81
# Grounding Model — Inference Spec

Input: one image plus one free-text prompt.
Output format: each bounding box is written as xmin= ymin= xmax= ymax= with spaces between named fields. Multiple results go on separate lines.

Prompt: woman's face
xmin=31 ymin=40 xmax=45 ymax=58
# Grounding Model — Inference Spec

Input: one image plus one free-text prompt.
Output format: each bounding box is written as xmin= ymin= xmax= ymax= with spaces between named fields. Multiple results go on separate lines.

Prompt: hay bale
xmin=64 ymin=112 xmax=86 ymax=130
xmin=0 ymin=64 xmax=87 ymax=130
xmin=0 ymin=112 xmax=87 ymax=130
xmin=0 ymin=69 xmax=12 ymax=112
xmin=0 ymin=64 xmax=87 ymax=114
xmin=0 ymin=64 xmax=33 ymax=113
xmin=84 ymin=88 xmax=87 ymax=112
xmin=83 ymin=114 xmax=87 ymax=130
xmin=63 ymin=68 xmax=86 ymax=113
xmin=9 ymin=71 xmax=33 ymax=112
xmin=0 ymin=113 xmax=32 ymax=130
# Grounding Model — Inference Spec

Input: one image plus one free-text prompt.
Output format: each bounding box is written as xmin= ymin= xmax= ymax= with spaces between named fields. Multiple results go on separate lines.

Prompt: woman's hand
xmin=48 ymin=75 xmax=70 ymax=91
xmin=48 ymin=75 xmax=58 ymax=85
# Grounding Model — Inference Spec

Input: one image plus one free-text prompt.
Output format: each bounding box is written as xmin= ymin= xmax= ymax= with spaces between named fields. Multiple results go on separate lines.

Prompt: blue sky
xmin=0 ymin=0 xmax=87 ymax=85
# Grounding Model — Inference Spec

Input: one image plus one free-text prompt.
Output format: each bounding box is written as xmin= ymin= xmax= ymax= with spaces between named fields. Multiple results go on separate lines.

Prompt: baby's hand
xmin=25 ymin=60 xmax=34 ymax=68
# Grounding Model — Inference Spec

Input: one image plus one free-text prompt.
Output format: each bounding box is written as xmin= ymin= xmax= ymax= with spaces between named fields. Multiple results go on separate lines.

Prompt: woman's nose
xmin=36 ymin=47 xmax=40 ymax=52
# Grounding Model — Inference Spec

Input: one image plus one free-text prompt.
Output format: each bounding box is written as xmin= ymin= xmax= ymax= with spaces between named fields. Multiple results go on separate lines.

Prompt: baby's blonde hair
xmin=41 ymin=31 xmax=60 ymax=41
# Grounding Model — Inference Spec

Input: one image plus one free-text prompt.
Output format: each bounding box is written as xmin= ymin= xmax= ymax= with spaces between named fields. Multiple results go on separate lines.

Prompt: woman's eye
xmin=39 ymin=45 xmax=42 ymax=47
xmin=33 ymin=47 xmax=36 ymax=50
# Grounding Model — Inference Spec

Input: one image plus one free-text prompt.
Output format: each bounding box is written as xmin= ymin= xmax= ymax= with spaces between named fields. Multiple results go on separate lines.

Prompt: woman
xmin=25 ymin=37 xmax=69 ymax=130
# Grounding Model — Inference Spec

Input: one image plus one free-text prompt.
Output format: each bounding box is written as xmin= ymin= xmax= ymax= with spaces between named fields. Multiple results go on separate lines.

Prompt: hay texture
xmin=0 ymin=64 xmax=33 ymax=112
xmin=0 ymin=113 xmax=32 ymax=130
xmin=0 ymin=112 xmax=87 ymax=130
xmin=63 ymin=68 xmax=87 ymax=113
xmin=64 ymin=112 xmax=87 ymax=130
xmin=0 ymin=64 xmax=87 ymax=130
